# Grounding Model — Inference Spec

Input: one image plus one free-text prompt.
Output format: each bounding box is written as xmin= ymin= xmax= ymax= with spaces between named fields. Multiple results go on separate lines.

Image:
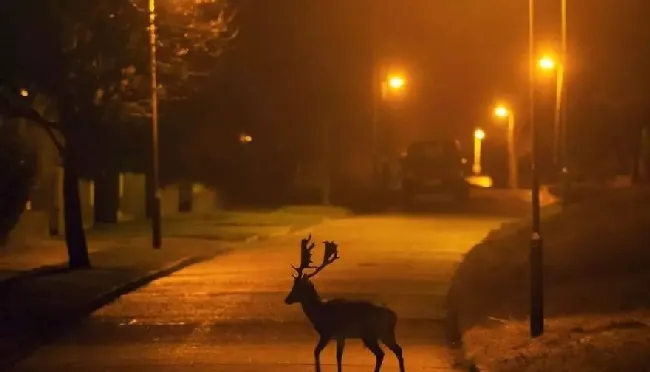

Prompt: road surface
xmin=12 ymin=212 xmax=514 ymax=372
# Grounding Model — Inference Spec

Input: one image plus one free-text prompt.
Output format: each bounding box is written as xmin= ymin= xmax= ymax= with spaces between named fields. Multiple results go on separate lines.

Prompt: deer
xmin=284 ymin=234 xmax=406 ymax=372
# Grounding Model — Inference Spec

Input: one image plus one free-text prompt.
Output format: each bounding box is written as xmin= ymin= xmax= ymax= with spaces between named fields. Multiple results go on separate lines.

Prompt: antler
xmin=292 ymin=234 xmax=316 ymax=278
xmin=304 ymin=241 xmax=340 ymax=279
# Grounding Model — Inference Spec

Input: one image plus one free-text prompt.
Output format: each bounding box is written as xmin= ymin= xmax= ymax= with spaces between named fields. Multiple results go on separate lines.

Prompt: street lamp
xmin=239 ymin=133 xmax=252 ymax=143
xmin=528 ymin=0 xmax=544 ymax=338
xmin=148 ymin=0 xmax=162 ymax=249
xmin=371 ymin=67 xmax=407 ymax=188
xmin=472 ymin=128 xmax=485 ymax=175
xmin=493 ymin=105 xmax=518 ymax=189
xmin=537 ymin=56 xmax=556 ymax=70
xmin=560 ymin=0 xmax=570 ymax=207
xmin=387 ymin=75 xmax=406 ymax=90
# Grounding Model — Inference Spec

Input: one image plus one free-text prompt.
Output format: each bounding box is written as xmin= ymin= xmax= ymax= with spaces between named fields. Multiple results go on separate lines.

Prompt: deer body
xmin=285 ymin=236 xmax=405 ymax=372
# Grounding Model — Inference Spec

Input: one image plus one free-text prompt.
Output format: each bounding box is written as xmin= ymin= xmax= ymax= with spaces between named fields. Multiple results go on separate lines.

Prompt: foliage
xmin=1 ymin=0 xmax=234 ymax=128
xmin=0 ymin=0 xmax=234 ymax=266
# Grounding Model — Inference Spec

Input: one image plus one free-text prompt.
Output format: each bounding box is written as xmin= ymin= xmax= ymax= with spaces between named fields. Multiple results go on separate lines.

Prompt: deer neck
xmin=299 ymin=287 xmax=324 ymax=326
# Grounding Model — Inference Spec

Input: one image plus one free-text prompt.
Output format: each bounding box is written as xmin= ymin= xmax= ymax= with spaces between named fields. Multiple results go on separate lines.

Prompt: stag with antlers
xmin=285 ymin=234 xmax=405 ymax=372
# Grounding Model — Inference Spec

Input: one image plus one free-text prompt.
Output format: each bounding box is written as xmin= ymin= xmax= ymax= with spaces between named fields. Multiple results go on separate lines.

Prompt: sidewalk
xmin=1 ymin=205 xmax=349 ymax=284
xmin=87 ymin=205 xmax=349 ymax=241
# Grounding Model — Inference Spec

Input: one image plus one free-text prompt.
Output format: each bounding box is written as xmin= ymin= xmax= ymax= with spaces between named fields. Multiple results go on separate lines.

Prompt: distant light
xmin=538 ymin=57 xmax=556 ymax=70
xmin=466 ymin=175 xmax=493 ymax=188
xmin=19 ymin=89 xmax=29 ymax=97
xmin=387 ymin=76 xmax=406 ymax=90
xmin=493 ymin=106 xmax=510 ymax=118
xmin=474 ymin=128 xmax=486 ymax=140
xmin=239 ymin=133 xmax=252 ymax=143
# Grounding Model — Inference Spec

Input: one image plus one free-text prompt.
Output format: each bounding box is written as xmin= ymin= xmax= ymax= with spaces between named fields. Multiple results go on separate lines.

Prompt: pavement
xmin=1 ymin=206 xmax=349 ymax=284
xmin=9 ymin=211 xmax=517 ymax=372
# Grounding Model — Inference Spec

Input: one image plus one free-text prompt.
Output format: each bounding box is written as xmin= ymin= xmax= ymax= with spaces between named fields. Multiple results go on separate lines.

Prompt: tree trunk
xmin=63 ymin=151 xmax=91 ymax=269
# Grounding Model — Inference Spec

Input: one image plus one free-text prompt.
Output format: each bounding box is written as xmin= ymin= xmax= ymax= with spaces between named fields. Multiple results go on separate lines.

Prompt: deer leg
xmin=336 ymin=338 xmax=345 ymax=372
xmin=361 ymin=338 xmax=385 ymax=372
xmin=313 ymin=336 xmax=330 ymax=372
xmin=380 ymin=335 xmax=405 ymax=372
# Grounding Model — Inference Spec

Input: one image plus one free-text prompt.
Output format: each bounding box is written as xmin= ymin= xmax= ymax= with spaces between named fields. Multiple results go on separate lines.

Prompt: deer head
xmin=285 ymin=234 xmax=339 ymax=305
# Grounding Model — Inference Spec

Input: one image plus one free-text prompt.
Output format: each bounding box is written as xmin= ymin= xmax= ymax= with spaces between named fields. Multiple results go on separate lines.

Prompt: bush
xmin=0 ymin=124 xmax=35 ymax=243
xmin=447 ymin=187 xmax=650 ymax=334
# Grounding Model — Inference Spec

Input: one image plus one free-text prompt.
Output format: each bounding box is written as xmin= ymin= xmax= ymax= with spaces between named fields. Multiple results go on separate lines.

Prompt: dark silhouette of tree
xmin=0 ymin=0 xmax=234 ymax=269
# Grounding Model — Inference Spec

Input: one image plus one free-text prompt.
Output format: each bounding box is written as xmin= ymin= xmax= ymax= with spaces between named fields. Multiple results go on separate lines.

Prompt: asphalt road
xmin=12 ymin=209 xmax=517 ymax=372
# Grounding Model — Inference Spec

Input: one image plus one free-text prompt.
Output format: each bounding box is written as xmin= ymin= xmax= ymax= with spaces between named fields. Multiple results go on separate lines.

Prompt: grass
xmin=447 ymin=186 xmax=650 ymax=371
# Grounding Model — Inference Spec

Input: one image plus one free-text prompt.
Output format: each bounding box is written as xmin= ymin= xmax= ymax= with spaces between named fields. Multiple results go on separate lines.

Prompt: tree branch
xmin=1 ymin=96 xmax=65 ymax=154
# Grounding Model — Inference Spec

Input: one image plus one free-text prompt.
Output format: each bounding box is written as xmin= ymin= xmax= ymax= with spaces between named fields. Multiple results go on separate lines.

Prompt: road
xmin=12 ymin=211 xmax=517 ymax=372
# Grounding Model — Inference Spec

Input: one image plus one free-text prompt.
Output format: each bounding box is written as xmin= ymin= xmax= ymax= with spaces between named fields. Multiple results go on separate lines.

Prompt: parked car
xmin=399 ymin=139 xmax=470 ymax=206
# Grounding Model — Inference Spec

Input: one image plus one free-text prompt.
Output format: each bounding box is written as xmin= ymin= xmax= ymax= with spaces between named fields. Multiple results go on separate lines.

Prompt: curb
xmin=3 ymin=254 xmax=217 ymax=370
xmin=82 ymin=255 xmax=214 ymax=317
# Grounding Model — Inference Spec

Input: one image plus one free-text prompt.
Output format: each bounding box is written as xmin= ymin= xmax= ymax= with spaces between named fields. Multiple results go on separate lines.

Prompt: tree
xmin=0 ymin=0 xmax=233 ymax=268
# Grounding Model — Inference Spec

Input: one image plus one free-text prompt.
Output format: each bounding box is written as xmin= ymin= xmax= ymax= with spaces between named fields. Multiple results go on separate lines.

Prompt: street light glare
xmin=494 ymin=106 xmax=509 ymax=118
xmin=19 ymin=89 xmax=29 ymax=97
xmin=387 ymin=76 xmax=406 ymax=90
xmin=538 ymin=57 xmax=556 ymax=70
xmin=474 ymin=129 xmax=486 ymax=140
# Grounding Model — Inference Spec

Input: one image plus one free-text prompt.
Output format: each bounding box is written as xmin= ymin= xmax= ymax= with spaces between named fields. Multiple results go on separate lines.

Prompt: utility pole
xmin=148 ymin=0 xmax=162 ymax=249
xmin=559 ymin=0 xmax=571 ymax=206
xmin=529 ymin=0 xmax=544 ymax=338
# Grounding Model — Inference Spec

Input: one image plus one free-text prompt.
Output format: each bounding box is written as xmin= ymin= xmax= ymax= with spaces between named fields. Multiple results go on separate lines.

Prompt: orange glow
xmin=474 ymin=129 xmax=485 ymax=140
xmin=387 ymin=75 xmax=406 ymax=90
xmin=538 ymin=56 xmax=556 ymax=70
xmin=494 ymin=106 xmax=510 ymax=118
xmin=19 ymin=89 xmax=29 ymax=97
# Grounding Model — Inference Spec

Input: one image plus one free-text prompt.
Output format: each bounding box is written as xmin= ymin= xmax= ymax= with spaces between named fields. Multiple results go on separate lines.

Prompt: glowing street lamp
xmin=538 ymin=56 xmax=556 ymax=70
xmin=493 ymin=104 xmax=518 ymax=189
xmin=387 ymin=75 xmax=406 ymax=91
xmin=19 ymin=89 xmax=29 ymax=97
xmin=472 ymin=128 xmax=485 ymax=175
xmin=371 ymin=67 xmax=408 ymax=186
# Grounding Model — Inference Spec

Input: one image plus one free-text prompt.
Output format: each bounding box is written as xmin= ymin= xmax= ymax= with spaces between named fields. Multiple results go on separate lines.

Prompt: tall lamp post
xmin=371 ymin=67 xmax=407 ymax=187
xmin=559 ymin=0 xmax=570 ymax=205
xmin=493 ymin=105 xmax=518 ymax=189
xmin=148 ymin=0 xmax=162 ymax=249
xmin=472 ymin=128 xmax=485 ymax=175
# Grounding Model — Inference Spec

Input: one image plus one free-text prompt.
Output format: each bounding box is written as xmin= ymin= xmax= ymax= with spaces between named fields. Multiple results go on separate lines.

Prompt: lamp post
xmin=371 ymin=67 xmax=407 ymax=187
xmin=473 ymin=128 xmax=485 ymax=175
xmin=148 ymin=0 xmax=162 ymax=249
xmin=560 ymin=0 xmax=570 ymax=206
xmin=493 ymin=105 xmax=518 ymax=189
xmin=529 ymin=0 xmax=544 ymax=338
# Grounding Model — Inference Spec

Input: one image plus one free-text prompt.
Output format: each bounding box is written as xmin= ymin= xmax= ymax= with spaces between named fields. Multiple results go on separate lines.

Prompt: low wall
xmin=119 ymin=172 xmax=147 ymax=221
